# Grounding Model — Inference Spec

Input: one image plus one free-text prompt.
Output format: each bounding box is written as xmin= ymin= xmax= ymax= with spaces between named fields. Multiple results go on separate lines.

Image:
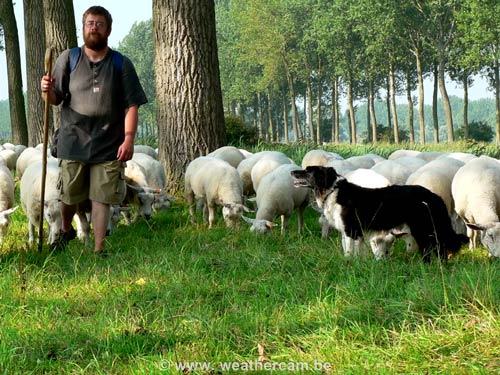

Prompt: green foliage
xmin=224 ymin=114 xmax=258 ymax=146
xmin=456 ymin=120 xmax=495 ymax=142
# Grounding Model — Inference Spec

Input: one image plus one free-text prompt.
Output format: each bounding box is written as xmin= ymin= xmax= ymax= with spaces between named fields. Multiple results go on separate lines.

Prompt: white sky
xmin=0 ymin=0 xmax=152 ymax=100
xmin=0 ymin=0 xmax=495 ymax=103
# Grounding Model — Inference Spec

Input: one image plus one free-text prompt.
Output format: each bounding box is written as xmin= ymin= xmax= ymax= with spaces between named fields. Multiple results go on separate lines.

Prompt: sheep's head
xmin=0 ymin=206 xmax=18 ymax=241
xmin=44 ymin=199 xmax=62 ymax=244
xmin=222 ymin=203 xmax=253 ymax=228
xmin=153 ymin=194 xmax=176 ymax=213
xmin=241 ymin=216 xmax=278 ymax=233
xmin=466 ymin=221 xmax=500 ymax=258
xmin=369 ymin=232 xmax=396 ymax=261
xmin=107 ymin=205 xmax=132 ymax=235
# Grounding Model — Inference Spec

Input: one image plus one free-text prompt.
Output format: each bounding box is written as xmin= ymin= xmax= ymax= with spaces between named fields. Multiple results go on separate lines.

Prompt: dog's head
xmin=291 ymin=166 xmax=340 ymax=191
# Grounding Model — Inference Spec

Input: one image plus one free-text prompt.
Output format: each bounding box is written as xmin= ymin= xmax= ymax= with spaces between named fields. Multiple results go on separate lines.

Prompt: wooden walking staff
xmin=39 ymin=47 xmax=53 ymax=251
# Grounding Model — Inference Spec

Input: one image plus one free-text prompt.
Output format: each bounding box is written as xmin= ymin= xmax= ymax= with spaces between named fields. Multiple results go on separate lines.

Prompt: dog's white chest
xmin=319 ymin=190 xmax=344 ymax=232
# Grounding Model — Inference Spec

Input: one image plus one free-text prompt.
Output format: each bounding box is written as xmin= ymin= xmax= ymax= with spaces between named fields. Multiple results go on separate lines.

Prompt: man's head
xmin=82 ymin=6 xmax=112 ymax=51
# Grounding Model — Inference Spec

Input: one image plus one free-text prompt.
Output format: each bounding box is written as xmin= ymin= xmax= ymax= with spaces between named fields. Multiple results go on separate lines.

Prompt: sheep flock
xmin=2 ymin=141 xmax=500 ymax=262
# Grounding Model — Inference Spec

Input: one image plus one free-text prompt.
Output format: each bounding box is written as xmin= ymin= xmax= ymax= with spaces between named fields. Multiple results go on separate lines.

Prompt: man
xmin=40 ymin=6 xmax=147 ymax=254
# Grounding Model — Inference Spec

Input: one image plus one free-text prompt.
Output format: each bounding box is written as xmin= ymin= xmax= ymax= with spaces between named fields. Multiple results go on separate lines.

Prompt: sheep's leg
xmin=75 ymin=211 xmax=91 ymax=246
xmin=280 ymin=215 xmax=288 ymax=235
xmin=297 ymin=207 xmax=304 ymax=235
xmin=28 ymin=221 xmax=35 ymax=244
xmin=208 ymin=204 xmax=216 ymax=229
xmin=186 ymin=191 xmax=196 ymax=223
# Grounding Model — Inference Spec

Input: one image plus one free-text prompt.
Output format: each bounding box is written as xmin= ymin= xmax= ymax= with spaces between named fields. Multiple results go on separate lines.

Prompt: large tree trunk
xmin=347 ymin=79 xmax=356 ymax=144
xmin=306 ymin=78 xmax=314 ymax=143
xmin=432 ymin=65 xmax=439 ymax=143
xmin=154 ymin=0 xmax=226 ymax=193
xmin=385 ymin=76 xmax=392 ymax=137
xmin=389 ymin=63 xmax=400 ymax=144
xmin=267 ymin=91 xmax=274 ymax=142
xmin=256 ymin=92 xmax=264 ymax=140
xmin=368 ymin=80 xmax=377 ymax=144
xmin=282 ymin=97 xmax=289 ymax=143
xmin=24 ymin=0 xmax=46 ymax=146
xmin=332 ymin=77 xmax=340 ymax=143
xmin=43 ymin=0 xmax=77 ymax=134
xmin=494 ymin=59 xmax=500 ymax=145
xmin=0 ymin=0 xmax=28 ymax=145
xmin=406 ymin=70 xmax=415 ymax=144
xmin=438 ymin=50 xmax=454 ymax=142
xmin=416 ymin=49 xmax=425 ymax=144
xmin=462 ymin=75 xmax=469 ymax=139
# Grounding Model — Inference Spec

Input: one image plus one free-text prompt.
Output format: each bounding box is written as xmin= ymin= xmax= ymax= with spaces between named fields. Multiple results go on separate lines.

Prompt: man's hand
xmin=117 ymin=137 xmax=134 ymax=161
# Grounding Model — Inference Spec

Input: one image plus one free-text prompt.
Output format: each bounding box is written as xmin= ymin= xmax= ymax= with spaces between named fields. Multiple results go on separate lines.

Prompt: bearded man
xmin=40 ymin=6 xmax=147 ymax=255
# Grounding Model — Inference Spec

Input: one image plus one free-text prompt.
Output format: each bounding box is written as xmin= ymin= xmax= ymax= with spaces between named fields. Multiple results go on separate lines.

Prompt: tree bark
xmin=24 ymin=0 xmax=46 ymax=146
xmin=154 ymin=0 xmax=226 ymax=193
xmin=462 ymin=75 xmax=469 ymax=139
xmin=43 ymin=0 xmax=77 ymax=134
xmin=416 ymin=49 xmax=425 ymax=144
xmin=282 ymin=98 xmax=289 ymax=143
xmin=389 ymin=63 xmax=399 ymax=144
xmin=432 ymin=64 xmax=439 ymax=143
xmin=256 ymin=92 xmax=264 ymax=140
xmin=266 ymin=91 xmax=274 ymax=142
xmin=406 ymin=70 xmax=415 ymax=144
xmin=368 ymin=80 xmax=377 ymax=144
xmin=438 ymin=49 xmax=454 ymax=142
xmin=0 ymin=0 xmax=29 ymax=145
xmin=306 ymin=78 xmax=314 ymax=143
xmin=347 ymin=79 xmax=356 ymax=144
xmin=494 ymin=59 xmax=500 ymax=145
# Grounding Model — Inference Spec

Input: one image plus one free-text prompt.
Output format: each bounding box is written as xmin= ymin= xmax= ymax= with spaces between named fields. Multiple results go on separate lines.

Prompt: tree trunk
xmin=43 ymin=0 xmax=77 ymax=134
xmin=432 ymin=64 xmax=439 ymax=143
xmin=462 ymin=75 xmax=469 ymax=139
xmin=0 ymin=0 xmax=29 ymax=145
xmin=333 ymin=77 xmax=340 ymax=143
xmin=406 ymin=70 xmax=415 ymax=144
xmin=389 ymin=63 xmax=400 ymax=144
xmin=416 ymin=49 xmax=425 ymax=144
xmin=368 ymin=80 xmax=377 ymax=144
xmin=24 ymin=0 xmax=46 ymax=146
xmin=316 ymin=62 xmax=322 ymax=144
xmin=385 ymin=76 xmax=392 ymax=137
xmin=267 ymin=91 xmax=274 ymax=142
xmin=154 ymin=0 xmax=225 ymax=193
xmin=494 ymin=58 xmax=500 ymax=145
xmin=282 ymin=98 xmax=289 ymax=143
xmin=306 ymin=78 xmax=314 ymax=143
xmin=438 ymin=50 xmax=454 ymax=142
xmin=285 ymin=66 xmax=300 ymax=142
xmin=256 ymin=92 xmax=264 ymax=140
xmin=347 ymin=79 xmax=356 ymax=144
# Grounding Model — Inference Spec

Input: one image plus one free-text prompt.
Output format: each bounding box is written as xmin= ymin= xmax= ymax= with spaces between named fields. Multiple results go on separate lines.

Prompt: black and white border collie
xmin=291 ymin=166 xmax=468 ymax=262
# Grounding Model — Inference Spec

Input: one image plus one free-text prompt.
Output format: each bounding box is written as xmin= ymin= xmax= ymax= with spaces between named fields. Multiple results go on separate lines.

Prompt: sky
xmin=0 ymin=0 xmax=495 ymax=104
xmin=0 ymin=0 xmax=152 ymax=100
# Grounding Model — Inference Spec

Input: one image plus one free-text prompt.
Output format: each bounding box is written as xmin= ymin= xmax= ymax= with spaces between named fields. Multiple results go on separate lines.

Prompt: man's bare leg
xmin=92 ymin=200 xmax=110 ymax=253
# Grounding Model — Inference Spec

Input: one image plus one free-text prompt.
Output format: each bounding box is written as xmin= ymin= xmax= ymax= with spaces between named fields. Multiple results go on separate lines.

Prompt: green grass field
xmin=1 ymin=142 xmax=500 ymax=374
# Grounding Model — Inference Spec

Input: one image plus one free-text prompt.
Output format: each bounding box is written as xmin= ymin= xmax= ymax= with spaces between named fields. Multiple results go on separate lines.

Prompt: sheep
xmin=392 ymin=156 xmax=427 ymax=174
xmin=237 ymin=151 xmax=292 ymax=196
xmin=0 ymin=164 xmax=18 ymax=242
xmin=301 ymin=149 xmax=343 ymax=168
xmin=325 ymin=158 xmax=356 ymax=176
xmin=407 ymin=157 xmax=466 ymax=233
xmin=243 ymin=164 xmax=309 ymax=235
xmin=132 ymin=153 xmax=166 ymax=190
xmin=20 ymin=159 xmax=62 ymax=245
xmin=16 ymin=147 xmax=43 ymax=179
xmin=388 ymin=149 xmax=421 ymax=160
xmin=371 ymin=159 xmax=413 ymax=185
xmin=438 ymin=152 xmax=477 ymax=164
xmin=185 ymin=156 xmax=250 ymax=228
xmin=107 ymin=205 xmax=132 ymax=235
xmin=250 ymin=153 xmax=293 ymax=192
xmin=345 ymin=155 xmax=376 ymax=169
xmin=208 ymin=146 xmax=246 ymax=168
xmin=133 ymin=145 xmax=158 ymax=160
xmin=0 ymin=149 xmax=18 ymax=172
xmin=452 ymin=156 xmax=500 ymax=257
xmin=238 ymin=148 xmax=253 ymax=159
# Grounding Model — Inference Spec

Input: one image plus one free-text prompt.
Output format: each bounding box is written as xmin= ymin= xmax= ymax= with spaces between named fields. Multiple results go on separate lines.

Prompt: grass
xmin=1 ymin=142 xmax=500 ymax=374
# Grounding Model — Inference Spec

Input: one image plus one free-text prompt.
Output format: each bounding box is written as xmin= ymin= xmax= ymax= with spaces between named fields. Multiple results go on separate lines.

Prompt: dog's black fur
xmin=292 ymin=166 xmax=468 ymax=262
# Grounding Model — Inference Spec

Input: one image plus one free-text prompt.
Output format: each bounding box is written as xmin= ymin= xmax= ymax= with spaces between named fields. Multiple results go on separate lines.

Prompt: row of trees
xmin=215 ymin=0 xmax=500 ymax=145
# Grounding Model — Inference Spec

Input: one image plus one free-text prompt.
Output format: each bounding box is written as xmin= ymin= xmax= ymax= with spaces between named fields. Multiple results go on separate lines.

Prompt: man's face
xmin=83 ymin=14 xmax=110 ymax=51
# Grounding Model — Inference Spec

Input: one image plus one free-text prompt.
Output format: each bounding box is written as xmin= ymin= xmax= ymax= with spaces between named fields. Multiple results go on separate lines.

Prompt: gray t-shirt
xmin=52 ymin=47 xmax=148 ymax=162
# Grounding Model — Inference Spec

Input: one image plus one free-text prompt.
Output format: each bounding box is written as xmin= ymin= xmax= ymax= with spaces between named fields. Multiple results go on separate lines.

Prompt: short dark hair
xmin=82 ymin=6 xmax=113 ymax=30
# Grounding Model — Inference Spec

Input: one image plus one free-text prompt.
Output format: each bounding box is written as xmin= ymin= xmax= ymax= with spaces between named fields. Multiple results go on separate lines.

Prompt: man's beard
xmin=84 ymin=32 xmax=108 ymax=51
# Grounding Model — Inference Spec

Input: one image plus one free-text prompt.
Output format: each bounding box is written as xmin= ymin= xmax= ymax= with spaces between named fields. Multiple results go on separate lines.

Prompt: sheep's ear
xmin=223 ymin=203 xmax=232 ymax=209
xmin=241 ymin=216 xmax=256 ymax=224
xmin=242 ymin=205 xmax=254 ymax=213
xmin=120 ymin=206 xmax=132 ymax=212
xmin=390 ymin=230 xmax=409 ymax=238
xmin=247 ymin=197 xmax=257 ymax=202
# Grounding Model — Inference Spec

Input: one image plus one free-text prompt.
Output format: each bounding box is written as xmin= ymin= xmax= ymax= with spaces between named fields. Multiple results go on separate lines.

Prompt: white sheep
xmin=237 ymin=151 xmax=292 ymax=196
xmin=0 ymin=164 xmax=18 ymax=242
xmin=301 ymin=149 xmax=343 ymax=168
xmin=208 ymin=146 xmax=246 ymax=168
xmin=238 ymin=148 xmax=253 ymax=159
xmin=324 ymin=158 xmax=356 ymax=176
xmin=345 ymin=155 xmax=376 ymax=169
xmin=388 ymin=149 xmax=421 ymax=160
xmin=0 ymin=149 xmax=18 ymax=172
xmin=392 ymin=156 xmax=428 ymax=174
xmin=250 ymin=153 xmax=293 ymax=192
xmin=243 ymin=164 xmax=309 ymax=235
xmin=132 ymin=152 xmax=166 ymax=190
xmin=16 ymin=147 xmax=43 ymax=179
xmin=185 ymin=156 xmax=250 ymax=228
xmin=452 ymin=156 xmax=500 ymax=256
xmin=371 ymin=159 xmax=413 ymax=185
xmin=20 ymin=159 xmax=62 ymax=245
xmin=133 ymin=145 xmax=158 ymax=159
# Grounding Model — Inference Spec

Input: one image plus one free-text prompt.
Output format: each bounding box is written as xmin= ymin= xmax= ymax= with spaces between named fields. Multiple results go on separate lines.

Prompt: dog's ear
xmin=305 ymin=165 xmax=338 ymax=189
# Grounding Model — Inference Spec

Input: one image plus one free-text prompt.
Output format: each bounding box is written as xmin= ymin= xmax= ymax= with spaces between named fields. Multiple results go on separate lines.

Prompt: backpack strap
xmin=69 ymin=47 xmax=123 ymax=74
xmin=69 ymin=47 xmax=81 ymax=73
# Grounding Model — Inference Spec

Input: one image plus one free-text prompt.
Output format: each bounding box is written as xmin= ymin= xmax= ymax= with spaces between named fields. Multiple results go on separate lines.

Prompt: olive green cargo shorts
xmin=58 ymin=159 xmax=126 ymax=205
